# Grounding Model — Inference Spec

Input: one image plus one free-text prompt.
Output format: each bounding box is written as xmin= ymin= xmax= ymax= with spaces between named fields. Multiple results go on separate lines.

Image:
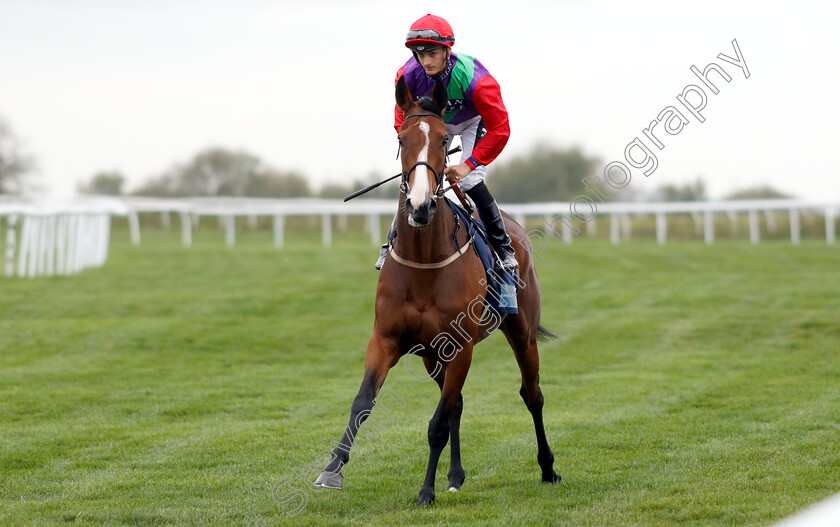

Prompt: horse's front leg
xmin=446 ymin=392 xmax=465 ymax=491
xmin=417 ymin=346 xmax=473 ymax=506
xmin=422 ymin=357 xmax=465 ymax=492
xmin=315 ymin=331 xmax=399 ymax=489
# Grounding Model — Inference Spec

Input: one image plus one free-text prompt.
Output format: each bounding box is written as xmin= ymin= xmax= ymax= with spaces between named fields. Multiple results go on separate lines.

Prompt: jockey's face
xmin=415 ymin=47 xmax=448 ymax=77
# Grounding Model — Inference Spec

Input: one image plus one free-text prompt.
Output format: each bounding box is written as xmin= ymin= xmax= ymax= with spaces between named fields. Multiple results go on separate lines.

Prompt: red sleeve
xmin=468 ymin=74 xmax=510 ymax=167
xmin=394 ymin=66 xmax=407 ymax=133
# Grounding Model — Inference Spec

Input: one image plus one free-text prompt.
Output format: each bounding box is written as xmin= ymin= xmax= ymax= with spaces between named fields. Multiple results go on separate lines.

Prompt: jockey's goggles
xmin=406 ymin=28 xmax=455 ymax=43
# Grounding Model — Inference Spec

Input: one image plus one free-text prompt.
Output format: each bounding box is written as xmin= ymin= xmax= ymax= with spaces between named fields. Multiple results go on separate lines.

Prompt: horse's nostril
xmin=408 ymin=209 xmax=428 ymax=227
xmin=406 ymin=195 xmax=437 ymax=227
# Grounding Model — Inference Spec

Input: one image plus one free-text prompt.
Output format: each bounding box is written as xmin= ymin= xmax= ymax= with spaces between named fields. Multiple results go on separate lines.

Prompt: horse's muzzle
xmin=405 ymin=197 xmax=438 ymax=228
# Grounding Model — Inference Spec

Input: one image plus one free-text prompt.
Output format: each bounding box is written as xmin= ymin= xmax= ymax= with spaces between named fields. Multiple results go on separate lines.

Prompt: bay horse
xmin=315 ymin=76 xmax=562 ymax=506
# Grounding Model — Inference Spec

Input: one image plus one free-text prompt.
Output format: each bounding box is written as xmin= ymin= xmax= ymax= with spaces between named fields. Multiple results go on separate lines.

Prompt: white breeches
xmin=445 ymin=115 xmax=486 ymax=192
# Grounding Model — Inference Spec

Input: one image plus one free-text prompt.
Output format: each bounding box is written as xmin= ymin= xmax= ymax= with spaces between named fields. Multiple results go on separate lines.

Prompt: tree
xmin=655 ymin=178 xmax=707 ymax=201
xmin=319 ymin=182 xmax=355 ymax=200
xmin=486 ymin=144 xmax=600 ymax=203
xmin=132 ymin=173 xmax=178 ymax=198
xmin=78 ymin=170 xmax=126 ymax=195
xmin=132 ymin=147 xmax=312 ymax=198
xmin=726 ymin=185 xmax=792 ymax=200
xmin=242 ymin=169 xmax=310 ymax=198
xmin=176 ymin=148 xmax=261 ymax=196
xmin=0 ymin=116 xmax=35 ymax=194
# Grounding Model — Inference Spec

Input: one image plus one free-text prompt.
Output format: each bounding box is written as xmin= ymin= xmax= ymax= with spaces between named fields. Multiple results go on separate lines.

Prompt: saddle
xmin=446 ymin=198 xmax=519 ymax=315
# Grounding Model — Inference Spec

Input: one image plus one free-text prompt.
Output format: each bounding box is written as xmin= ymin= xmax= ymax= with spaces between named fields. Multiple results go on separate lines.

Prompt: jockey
xmin=376 ymin=13 xmax=518 ymax=272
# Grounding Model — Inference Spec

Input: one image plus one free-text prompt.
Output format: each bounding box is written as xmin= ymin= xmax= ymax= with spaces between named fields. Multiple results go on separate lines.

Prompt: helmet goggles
xmin=406 ymin=28 xmax=455 ymax=44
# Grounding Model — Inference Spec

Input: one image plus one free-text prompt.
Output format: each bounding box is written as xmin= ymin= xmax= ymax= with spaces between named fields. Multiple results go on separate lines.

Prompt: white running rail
xmin=118 ymin=196 xmax=840 ymax=248
xmin=0 ymin=198 xmax=128 ymax=278
xmin=3 ymin=196 xmax=837 ymax=278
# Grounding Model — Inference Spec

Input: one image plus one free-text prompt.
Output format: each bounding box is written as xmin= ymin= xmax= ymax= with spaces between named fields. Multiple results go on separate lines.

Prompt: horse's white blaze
xmin=407 ymin=121 xmax=431 ymax=209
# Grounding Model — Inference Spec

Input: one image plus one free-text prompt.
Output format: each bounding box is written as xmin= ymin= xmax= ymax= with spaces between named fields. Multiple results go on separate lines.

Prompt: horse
xmin=314 ymin=76 xmax=562 ymax=506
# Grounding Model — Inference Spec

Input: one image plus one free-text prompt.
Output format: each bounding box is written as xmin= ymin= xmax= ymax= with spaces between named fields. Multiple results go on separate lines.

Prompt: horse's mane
xmin=416 ymin=96 xmax=443 ymax=115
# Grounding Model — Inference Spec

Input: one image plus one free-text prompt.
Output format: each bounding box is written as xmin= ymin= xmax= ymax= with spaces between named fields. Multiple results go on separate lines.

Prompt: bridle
xmin=399 ymin=112 xmax=449 ymax=201
xmin=389 ymin=111 xmax=475 ymax=270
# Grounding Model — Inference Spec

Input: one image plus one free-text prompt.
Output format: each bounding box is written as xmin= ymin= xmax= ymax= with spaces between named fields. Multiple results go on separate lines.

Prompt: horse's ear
xmin=396 ymin=76 xmax=413 ymax=112
xmin=432 ymin=80 xmax=448 ymax=116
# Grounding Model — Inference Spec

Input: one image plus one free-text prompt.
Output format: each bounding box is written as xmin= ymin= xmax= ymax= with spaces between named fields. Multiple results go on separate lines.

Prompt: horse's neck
xmin=395 ymin=196 xmax=458 ymax=264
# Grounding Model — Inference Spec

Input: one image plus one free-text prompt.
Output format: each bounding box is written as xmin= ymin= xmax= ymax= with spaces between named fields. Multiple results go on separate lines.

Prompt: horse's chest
xmin=404 ymin=307 xmax=449 ymax=340
xmin=376 ymin=272 xmax=484 ymax=343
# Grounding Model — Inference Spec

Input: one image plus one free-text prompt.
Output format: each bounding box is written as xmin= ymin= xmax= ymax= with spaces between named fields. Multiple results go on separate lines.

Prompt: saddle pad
xmin=447 ymin=198 xmax=519 ymax=315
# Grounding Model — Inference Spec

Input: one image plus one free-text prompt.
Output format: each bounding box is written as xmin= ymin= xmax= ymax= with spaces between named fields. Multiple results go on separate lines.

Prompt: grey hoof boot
xmin=314 ymin=470 xmax=343 ymax=489
xmin=375 ymin=244 xmax=389 ymax=270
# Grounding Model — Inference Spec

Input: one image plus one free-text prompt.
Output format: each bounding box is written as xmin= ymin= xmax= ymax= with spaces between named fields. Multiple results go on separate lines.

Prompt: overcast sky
xmin=2 ymin=0 xmax=838 ymax=200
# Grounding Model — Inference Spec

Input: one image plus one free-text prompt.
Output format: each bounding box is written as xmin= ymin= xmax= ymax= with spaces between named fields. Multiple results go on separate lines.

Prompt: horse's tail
xmin=536 ymin=324 xmax=558 ymax=342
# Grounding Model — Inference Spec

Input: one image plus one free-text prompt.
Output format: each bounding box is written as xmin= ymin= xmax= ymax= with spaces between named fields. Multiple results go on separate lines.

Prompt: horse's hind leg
xmin=423 ymin=357 xmax=466 ymax=492
xmin=315 ymin=332 xmax=399 ymax=489
xmin=505 ymin=328 xmax=562 ymax=483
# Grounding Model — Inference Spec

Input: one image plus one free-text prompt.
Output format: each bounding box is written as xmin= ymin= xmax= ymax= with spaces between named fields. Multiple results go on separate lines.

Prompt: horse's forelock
xmin=417 ymin=96 xmax=442 ymax=115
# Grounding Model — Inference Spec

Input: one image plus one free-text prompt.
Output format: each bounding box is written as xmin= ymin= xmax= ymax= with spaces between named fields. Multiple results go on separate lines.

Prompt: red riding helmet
xmin=405 ymin=14 xmax=455 ymax=50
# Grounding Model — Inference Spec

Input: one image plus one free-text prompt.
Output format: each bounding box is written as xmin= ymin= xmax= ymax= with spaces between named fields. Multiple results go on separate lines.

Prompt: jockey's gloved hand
xmin=444 ymin=163 xmax=471 ymax=185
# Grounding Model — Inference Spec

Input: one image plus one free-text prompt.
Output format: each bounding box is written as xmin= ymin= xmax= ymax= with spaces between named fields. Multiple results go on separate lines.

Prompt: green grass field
xmin=1 ymin=225 xmax=839 ymax=526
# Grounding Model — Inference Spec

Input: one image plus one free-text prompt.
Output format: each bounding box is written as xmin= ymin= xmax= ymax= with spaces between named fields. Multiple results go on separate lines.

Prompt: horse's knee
xmin=427 ymin=410 xmax=451 ymax=448
xmin=350 ymin=394 xmax=370 ymax=415
xmin=349 ymin=371 xmax=379 ymax=413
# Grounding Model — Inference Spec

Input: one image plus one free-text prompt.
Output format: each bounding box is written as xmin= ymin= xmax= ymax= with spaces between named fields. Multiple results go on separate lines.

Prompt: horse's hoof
xmin=416 ymin=490 xmax=435 ymax=506
xmin=314 ymin=470 xmax=343 ymax=489
xmin=541 ymin=471 xmax=562 ymax=484
xmin=447 ymin=471 xmax=465 ymax=491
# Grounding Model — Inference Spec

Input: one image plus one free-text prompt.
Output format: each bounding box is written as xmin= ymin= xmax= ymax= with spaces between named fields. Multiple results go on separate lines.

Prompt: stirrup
xmin=375 ymin=244 xmax=389 ymax=270
xmin=495 ymin=250 xmax=519 ymax=272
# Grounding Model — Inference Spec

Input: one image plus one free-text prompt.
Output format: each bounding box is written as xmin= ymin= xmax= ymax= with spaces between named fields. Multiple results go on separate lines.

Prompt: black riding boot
xmin=465 ymin=182 xmax=518 ymax=271
xmin=375 ymin=213 xmax=399 ymax=270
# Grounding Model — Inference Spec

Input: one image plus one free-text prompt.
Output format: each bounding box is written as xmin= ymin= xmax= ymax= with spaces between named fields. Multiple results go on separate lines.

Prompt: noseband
xmin=399 ymin=112 xmax=448 ymax=200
